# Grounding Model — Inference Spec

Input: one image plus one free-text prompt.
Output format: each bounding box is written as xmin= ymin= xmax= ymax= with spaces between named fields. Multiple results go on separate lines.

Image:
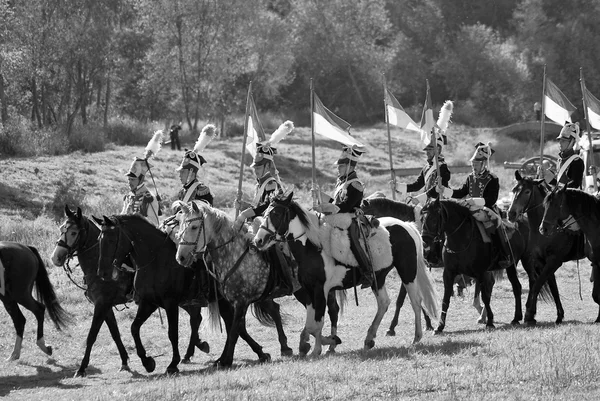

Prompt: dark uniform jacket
xmin=177 ymin=179 xmax=214 ymax=205
xmin=333 ymin=171 xmax=364 ymax=213
xmin=451 ymin=170 xmax=499 ymax=209
xmin=556 ymin=149 xmax=584 ymax=189
xmin=252 ymin=173 xmax=282 ymax=216
xmin=407 ymin=158 xmax=451 ymax=197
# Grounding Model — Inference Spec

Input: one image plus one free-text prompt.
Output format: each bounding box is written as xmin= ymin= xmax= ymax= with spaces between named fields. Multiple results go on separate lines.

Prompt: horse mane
xmin=440 ymin=198 xmax=474 ymax=220
xmin=361 ymin=197 xmax=414 ymax=221
xmin=285 ymin=199 xmax=321 ymax=246
xmin=565 ymin=188 xmax=600 ymax=220
xmin=112 ymin=214 xmax=167 ymax=238
xmin=192 ymin=201 xmax=235 ymax=238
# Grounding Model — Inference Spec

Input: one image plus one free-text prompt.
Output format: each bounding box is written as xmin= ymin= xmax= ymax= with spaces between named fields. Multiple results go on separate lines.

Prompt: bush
xmin=0 ymin=117 xmax=69 ymax=156
xmin=105 ymin=116 xmax=155 ymax=146
xmin=50 ymin=174 xmax=87 ymax=221
xmin=68 ymin=124 xmax=106 ymax=153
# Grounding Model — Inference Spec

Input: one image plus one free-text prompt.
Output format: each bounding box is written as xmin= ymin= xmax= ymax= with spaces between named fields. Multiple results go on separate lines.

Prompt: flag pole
xmin=383 ymin=74 xmax=397 ymax=200
xmin=310 ymin=79 xmax=319 ymax=209
xmin=426 ymin=80 xmax=441 ymax=191
xmin=539 ymin=65 xmax=547 ymax=176
xmin=580 ymin=67 xmax=598 ymax=192
xmin=235 ymin=81 xmax=252 ymax=218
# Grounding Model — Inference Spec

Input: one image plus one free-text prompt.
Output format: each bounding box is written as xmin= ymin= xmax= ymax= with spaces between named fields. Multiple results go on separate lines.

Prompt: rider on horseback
xmin=234 ymin=121 xmax=300 ymax=295
xmin=436 ymin=142 xmax=515 ymax=269
xmin=315 ymin=144 xmax=377 ymax=288
xmin=169 ymin=124 xmax=217 ymax=307
xmin=540 ymin=122 xmax=584 ymax=189
xmin=122 ymin=158 xmax=160 ymax=227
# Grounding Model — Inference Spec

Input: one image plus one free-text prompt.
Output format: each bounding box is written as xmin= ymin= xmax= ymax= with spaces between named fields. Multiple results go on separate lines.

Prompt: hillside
xmin=0 ymin=124 xmax=548 ymax=221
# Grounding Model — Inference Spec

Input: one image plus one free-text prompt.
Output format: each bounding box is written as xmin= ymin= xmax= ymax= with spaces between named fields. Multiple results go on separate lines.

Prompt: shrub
xmin=50 ymin=174 xmax=87 ymax=221
xmin=105 ymin=116 xmax=154 ymax=146
xmin=68 ymin=124 xmax=106 ymax=153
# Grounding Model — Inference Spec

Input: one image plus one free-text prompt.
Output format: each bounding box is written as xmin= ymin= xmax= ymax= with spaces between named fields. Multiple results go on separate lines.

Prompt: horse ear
xmin=515 ymin=170 xmax=522 ymax=181
xmin=284 ymin=191 xmax=293 ymax=203
xmin=103 ymin=215 xmax=113 ymax=226
xmin=91 ymin=215 xmax=104 ymax=226
xmin=65 ymin=204 xmax=73 ymax=218
xmin=191 ymin=201 xmax=200 ymax=213
xmin=76 ymin=207 xmax=82 ymax=219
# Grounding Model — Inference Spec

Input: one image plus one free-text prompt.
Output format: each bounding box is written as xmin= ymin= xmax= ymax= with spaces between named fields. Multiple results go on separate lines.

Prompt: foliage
xmin=68 ymin=123 xmax=107 ymax=153
xmin=50 ymin=174 xmax=87 ymax=221
xmin=105 ymin=116 xmax=156 ymax=146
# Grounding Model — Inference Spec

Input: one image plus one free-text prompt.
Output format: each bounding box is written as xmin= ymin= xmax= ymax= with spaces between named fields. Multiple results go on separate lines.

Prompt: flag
xmin=583 ymin=85 xmax=600 ymax=130
xmin=245 ymin=94 xmax=266 ymax=158
xmin=544 ymin=78 xmax=576 ymax=125
xmin=385 ymin=89 xmax=420 ymax=132
xmin=313 ymin=92 xmax=363 ymax=147
xmin=419 ymin=81 xmax=435 ymax=146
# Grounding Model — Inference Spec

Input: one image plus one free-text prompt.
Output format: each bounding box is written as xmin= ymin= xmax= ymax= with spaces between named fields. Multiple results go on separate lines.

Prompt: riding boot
xmin=494 ymin=232 xmax=513 ymax=269
xmin=181 ymin=264 xmax=209 ymax=307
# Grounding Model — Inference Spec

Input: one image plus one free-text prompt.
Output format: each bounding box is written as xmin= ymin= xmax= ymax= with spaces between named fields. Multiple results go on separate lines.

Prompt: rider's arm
xmin=405 ymin=168 xmax=426 ymax=193
xmin=336 ymin=182 xmax=363 ymax=213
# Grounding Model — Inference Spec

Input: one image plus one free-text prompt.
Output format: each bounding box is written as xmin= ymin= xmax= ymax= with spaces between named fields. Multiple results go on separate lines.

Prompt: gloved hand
xmin=313 ymin=203 xmax=339 ymax=215
xmin=396 ymin=182 xmax=407 ymax=195
xmin=233 ymin=214 xmax=246 ymax=231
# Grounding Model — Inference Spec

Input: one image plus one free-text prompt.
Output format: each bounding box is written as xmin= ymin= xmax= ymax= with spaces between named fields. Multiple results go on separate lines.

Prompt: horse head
xmin=508 ymin=170 xmax=546 ymax=223
xmin=51 ymin=205 xmax=85 ymax=266
xmin=539 ymin=184 xmax=568 ymax=236
xmin=175 ymin=200 xmax=209 ymax=267
xmin=420 ymin=198 xmax=444 ymax=265
xmin=93 ymin=215 xmax=131 ymax=281
xmin=254 ymin=191 xmax=297 ymax=251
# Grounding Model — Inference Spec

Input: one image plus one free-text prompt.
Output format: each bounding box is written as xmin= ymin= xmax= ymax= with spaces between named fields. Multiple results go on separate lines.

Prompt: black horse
xmin=51 ymin=206 xmax=209 ymax=377
xmin=539 ymin=185 xmax=600 ymax=322
xmin=421 ymin=198 xmax=529 ymax=332
xmin=2 ymin=241 xmax=69 ymax=360
xmin=508 ymin=171 xmax=582 ymax=324
xmin=94 ymin=214 xmax=297 ymax=373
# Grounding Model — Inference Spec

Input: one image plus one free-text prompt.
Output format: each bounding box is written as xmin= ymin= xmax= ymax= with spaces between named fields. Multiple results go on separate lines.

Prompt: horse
xmin=253 ymin=192 xmax=440 ymax=355
xmin=173 ymin=200 xmax=343 ymax=367
xmin=539 ymin=185 xmax=600 ymax=322
xmin=420 ymin=198 xmax=529 ymax=332
xmin=508 ymin=171 xmax=584 ymax=324
xmin=51 ymin=205 xmax=210 ymax=377
xmin=94 ymin=213 xmax=300 ymax=372
xmin=1 ymin=241 xmax=69 ymax=361
xmin=361 ymin=196 xmax=481 ymax=333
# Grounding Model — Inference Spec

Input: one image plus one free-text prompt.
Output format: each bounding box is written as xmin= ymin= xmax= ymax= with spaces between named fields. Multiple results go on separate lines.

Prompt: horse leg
xmin=325 ymin=291 xmax=341 ymax=354
xmin=304 ymin=298 xmax=327 ymax=357
xmin=104 ymin=308 xmax=130 ymax=373
xmin=180 ymin=305 xmax=209 ymax=364
xmin=435 ymin=269 xmax=457 ymax=334
xmin=216 ymin=303 xmax=250 ymax=367
xmin=131 ymin=301 xmax=158 ymax=373
xmin=75 ymin=303 xmax=116 ymax=377
xmin=18 ymin=293 xmax=52 ymax=357
xmin=480 ymin=273 xmax=495 ymax=329
xmin=401 ymin=281 xmax=425 ymax=344
xmin=386 ymin=285 xmax=407 ymax=336
xmin=218 ymin=299 xmax=270 ymax=363
xmin=259 ymin=300 xmax=293 ymax=357
xmin=164 ymin=302 xmax=181 ymax=375
xmin=363 ymin=284 xmax=392 ymax=349
xmin=505 ymin=264 xmax=523 ymax=325
xmin=473 ymin=282 xmax=486 ymax=324
xmin=2 ymin=298 xmax=25 ymax=361
xmin=524 ymin=259 xmax=560 ymax=326
xmin=546 ymin=275 xmax=564 ymax=324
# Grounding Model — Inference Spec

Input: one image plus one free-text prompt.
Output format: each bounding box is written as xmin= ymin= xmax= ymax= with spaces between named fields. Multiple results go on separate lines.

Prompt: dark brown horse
xmin=51 ymin=206 xmax=209 ymax=377
xmin=2 ymin=241 xmax=69 ymax=361
xmin=539 ymin=185 xmax=600 ymax=322
xmin=507 ymin=171 xmax=582 ymax=324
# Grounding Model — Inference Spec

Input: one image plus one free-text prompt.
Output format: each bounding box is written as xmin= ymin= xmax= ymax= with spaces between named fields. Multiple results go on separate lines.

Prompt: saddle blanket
xmin=318 ymin=213 xmax=392 ymax=271
xmin=0 ymin=258 xmax=5 ymax=296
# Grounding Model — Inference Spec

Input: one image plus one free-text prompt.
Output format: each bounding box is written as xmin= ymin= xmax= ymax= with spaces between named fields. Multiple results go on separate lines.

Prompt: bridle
xmin=258 ymin=202 xmax=306 ymax=245
xmin=99 ymin=221 xmax=136 ymax=273
xmin=178 ymin=212 xmax=236 ymax=263
xmin=511 ymin=180 xmax=547 ymax=220
xmin=56 ymin=218 xmax=97 ymax=259
xmin=422 ymin=202 xmax=473 ymax=254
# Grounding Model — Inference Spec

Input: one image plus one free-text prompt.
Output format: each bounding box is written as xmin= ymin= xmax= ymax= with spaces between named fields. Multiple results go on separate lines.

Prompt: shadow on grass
xmin=0 ymin=359 xmax=84 ymax=397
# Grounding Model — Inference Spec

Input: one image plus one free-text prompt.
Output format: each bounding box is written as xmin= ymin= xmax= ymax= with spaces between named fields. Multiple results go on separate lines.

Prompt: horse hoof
xmin=7 ymin=354 xmax=19 ymax=362
xmin=197 ymin=340 xmax=210 ymax=354
xmin=364 ymin=339 xmax=375 ymax=350
xmin=511 ymin=320 xmax=521 ymax=326
xmin=386 ymin=330 xmax=396 ymax=337
xmin=281 ymin=348 xmax=294 ymax=357
xmin=326 ymin=349 xmax=336 ymax=355
xmin=332 ymin=335 xmax=342 ymax=345
xmin=477 ymin=318 xmax=487 ymax=324
xmin=181 ymin=358 xmax=191 ymax=364
xmin=525 ymin=319 xmax=537 ymax=327
xmin=165 ymin=367 xmax=179 ymax=375
xmin=486 ymin=323 xmax=495 ymax=330
xmin=426 ymin=325 xmax=434 ymax=331
xmin=45 ymin=346 xmax=53 ymax=356
xmin=434 ymin=329 xmax=444 ymax=335
xmin=120 ymin=365 xmax=131 ymax=372
xmin=74 ymin=370 xmax=86 ymax=378
xmin=299 ymin=344 xmax=311 ymax=356
xmin=143 ymin=357 xmax=156 ymax=373
xmin=259 ymin=353 xmax=272 ymax=363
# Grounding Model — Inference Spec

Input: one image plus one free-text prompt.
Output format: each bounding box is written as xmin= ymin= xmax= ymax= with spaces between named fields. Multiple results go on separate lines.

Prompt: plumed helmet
xmin=557 ymin=122 xmax=580 ymax=141
xmin=251 ymin=142 xmax=277 ymax=167
xmin=176 ymin=124 xmax=217 ymax=172
xmin=423 ymin=130 xmax=447 ymax=152
xmin=336 ymin=144 xmax=365 ymax=166
xmin=127 ymin=157 xmax=151 ymax=178
xmin=470 ymin=142 xmax=495 ymax=162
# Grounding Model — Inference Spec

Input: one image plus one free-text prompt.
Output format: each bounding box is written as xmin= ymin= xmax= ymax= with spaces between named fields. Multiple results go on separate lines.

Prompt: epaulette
xmin=143 ymin=192 xmax=154 ymax=202
xmin=195 ymin=185 xmax=211 ymax=196
xmin=350 ymin=180 xmax=364 ymax=191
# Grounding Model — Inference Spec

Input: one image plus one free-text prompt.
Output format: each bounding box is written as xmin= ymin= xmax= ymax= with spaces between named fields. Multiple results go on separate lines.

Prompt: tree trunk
xmin=104 ymin=76 xmax=111 ymax=128
xmin=0 ymin=71 xmax=7 ymax=125
xmin=347 ymin=66 xmax=369 ymax=120
xmin=31 ymin=78 xmax=42 ymax=128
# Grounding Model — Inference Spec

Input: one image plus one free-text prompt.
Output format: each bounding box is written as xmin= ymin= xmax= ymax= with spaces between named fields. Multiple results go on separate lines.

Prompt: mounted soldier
xmin=435 ymin=142 xmax=515 ymax=269
xmin=540 ymin=122 xmax=584 ymax=189
xmin=234 ymin=121 xmax=300 ymax=295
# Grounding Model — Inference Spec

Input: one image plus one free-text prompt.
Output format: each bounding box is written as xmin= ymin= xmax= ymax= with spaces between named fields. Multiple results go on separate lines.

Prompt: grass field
xmin=1 ymin=123 xmax=598 ymax=401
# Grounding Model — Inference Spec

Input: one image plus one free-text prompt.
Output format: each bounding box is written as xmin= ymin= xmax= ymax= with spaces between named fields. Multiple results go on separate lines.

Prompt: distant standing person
xmin=534 ymin=101 xmax=541 ymax=121
xmin=169 ymin=123 xmax=182 ymax=150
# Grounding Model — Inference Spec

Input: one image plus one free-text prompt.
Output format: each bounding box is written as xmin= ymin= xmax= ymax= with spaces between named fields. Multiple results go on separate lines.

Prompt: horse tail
xmin=29 ymin=246 xmax=71 ymax=331
xmin=251 ymin=301 xmax=289 ymax=328
xmin=404 ymin=223 xmax=441 ymax=326
xmin=492 ymin=270 xmax=505 ymax=282
xmin=335 ymin=289 xmax=348 ymax=315
xmin=207 ymin=301 xmax=222 ymax=332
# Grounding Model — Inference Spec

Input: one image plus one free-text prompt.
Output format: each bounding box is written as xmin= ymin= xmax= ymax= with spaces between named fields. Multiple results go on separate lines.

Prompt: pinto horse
xmin=253 ymin=192 xmax=440 ymax=354
xmin=173 ymin=200 xmax=342 ymax=367
xmin=508 ymin=171 xmax=584 ymax=324
xmin=539 ymin=186 xmax=600 ymax=322
xmin=1 ymin=241 xmax=69 ymax=361
xmin=421 ymin=198 xmax=529 ymax=332
xmin=51 ymin=206 xmax=209 ymax=377
xmin=94 ymin=213 xmax=299 ymax=372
